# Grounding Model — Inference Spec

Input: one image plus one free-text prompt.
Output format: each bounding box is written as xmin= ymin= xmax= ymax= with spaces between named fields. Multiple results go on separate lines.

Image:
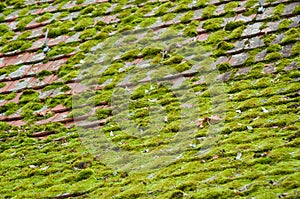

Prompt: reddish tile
xmin=7 ymin=120 xmax=26 ymax=126
xmin=196 ymin=33 xmax=209 ymax=42
xmin=51 ymin=104 xmax=68 ymax=113
xmin=28 ymin=38 xmax=46 ymax=51
xmin=0 ymin=52 xmax=31 ymax=68
xmin=48 ymin=35 xmax=68 ymax=47
xmin=0 ymin=80 xmax=15 ymax=93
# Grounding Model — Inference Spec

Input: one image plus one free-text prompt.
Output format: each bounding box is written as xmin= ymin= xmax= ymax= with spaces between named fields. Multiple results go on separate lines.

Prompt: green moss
xmin=162 ymin=55 xmax=183 ymax=65
xmin=266 ymin=44 xmax=281 ymax=53
xmin=278 ymin=19 xmax=292 ymax=30
xmin=206 ymin=30 xmax=227 ymax=44
xmin=228 ymin=25 xmax=244 ymax=40
xmin=1 ymin=40 xmax=29 ymax=53
xmin=20 ymin=102 xmax=43 ymax=120
xmin=0 ymin=92 xmax=16 ymax=101
xmin=183 ymin=23 xmax=198 ymax=37
xmin=174 ymin=3 xmax=189 ymax=13
xmin=217 ymin=62 xmax=231 ymax=72
xmin=155 ymin=2 xmax=174 ymax=15
xmin=68 ymin=106 xmax=92 ymax=118
xmin=80 ymin=40 xmax=99 ymax=53
xmin=36 ymin=70 xmax=52 ymax=80
xmin=47 ymin=21 xmax=74 ymax=38
xmin=74 ymin=17 xmax=94 ymax=31
xmin=282 ymin=27 xmax=300 ymax=44
xmin=202 ymin=18 xmax=223 ymax=31
xmin=17 ymin=31 xmax=31 ymax=40
xmin=17 ymin=15 xmax=34 ymax=31
xmin=0 ymin=24 xmax=10 ymax=37
xmin=262 ymin=34 xmax=276 ymax=45
xmin=224 ymin=20 xmax=244 ymax=31
xmin=172 ymin=62 xmax=191 ymax=72
xmin=95 ymin=108 xmax=112 ymax=120
xmin=19 ymin=89 xmax=40 ymax=104
xmin=291 ymin=42 xmax=300 ymax=56
xmin=271 ymin=4 xmax=284 ymax=20
xmin=45 ymin=94 xmax=69 ymax=108
xmin=0 ymin=102 xmax=19 ymax=115
xmin=76 ymin=0 xmax=84 ymax=4
xmin=161 ymin=13 xmax=177 ymax=22
xmin=36 ymin=12 xmax=53 ymax=23
xmin=121 ymin=49 xmax=140 ymax=61
xmin=141 ymin=46 xmax=163 ymax=58
xmin=57 ymin=11 xmax=69 ymax=19
xmin=293 ymin=4 xmax=300 ymax=14
xmin=80 ymin=5 xmax=95 ymax=15
xmin=140 ymin=17 xmax=156 ymax=28
xmin=180 ymin=10 xmax=194 ymax=23
xmin=79 ymin=28 xmax=97 ymax=40
xmin=0 ymin=82 xmax=5 ymax=89
xmin=265 ymin=52 xmax=282 ymax=61
xmin=202 ymin=4 xmax=216 ymax=19
xmin=47 ymin=42 xmax=75 ymax=57
xmin=224 ymin=1 xmax=239 ymax=12
xmin=0 ymin=2 xmax=6 ymax=12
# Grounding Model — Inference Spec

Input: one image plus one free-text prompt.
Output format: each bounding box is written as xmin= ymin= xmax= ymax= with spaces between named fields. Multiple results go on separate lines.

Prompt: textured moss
xmin=202 ymin=4 xmax=216 ymax=19
xmin=17 ymin=15 xmax=34 ymax=31
xmin=179 ymin=10 xmax=194 ymax=23
xmin=202 ymin=18 xmax=223 ymax=31
xmin=36 ymin=12 xmax=53 ymax=23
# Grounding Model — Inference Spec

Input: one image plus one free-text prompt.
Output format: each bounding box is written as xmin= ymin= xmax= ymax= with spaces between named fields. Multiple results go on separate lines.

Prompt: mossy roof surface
xmin=0 ymin=0 xmax=299 ymax=198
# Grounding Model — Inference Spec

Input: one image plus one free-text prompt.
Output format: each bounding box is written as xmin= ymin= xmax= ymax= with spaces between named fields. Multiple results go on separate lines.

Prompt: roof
xmin=0 ymin=0 xmax=299 ymax=198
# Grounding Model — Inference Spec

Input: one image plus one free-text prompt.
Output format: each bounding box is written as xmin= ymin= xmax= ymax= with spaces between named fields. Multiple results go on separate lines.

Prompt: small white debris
xmin=29 ymin=165 xmax=37 ymax=168
xmin=148 ymin=173 xmax=154 ymax=179
xmin=261 ymin=107 xmax=268 ymax=113
xmin=236 ymin=151 xmax=242 ymax=160
xmin=148 ymin=98 xmax=157 ymax=102
xmin=189 ymin=143 xmax=197 ymax=148
xmin=236 ymin=109 xmax=242 ymax=113
xmin=143 ymin=149 xmax=149 ymax=153
xmin=40 ymin=166 xmax=49 ymax=170
xmin=247 ymin=126 xmax=253 ymax=130
xmin=110 ymin=131 xmax=114 ymax=137
xmin=163 ymin=116 xmax=168 ymax=123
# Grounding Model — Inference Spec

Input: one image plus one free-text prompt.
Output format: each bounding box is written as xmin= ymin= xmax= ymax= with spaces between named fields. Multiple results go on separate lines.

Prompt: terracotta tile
xmin=8 ymin=78 xmax=31 ymax=92
xmin=0 ymin=80 xmax=14 ymax=93
xmin=7 ymin=120 xmax=26 ymax=126
xmin=26 ymin=52 xmax=45 ymax=64
xmin=29 ymin=26 xmax=44 ymax=39
xmin=51 ymin=104 xmax=68 ymax=112
xmin=8 ymin=64 xmax=33 ymax=79
xmin=28 ymin=38 xmax=45 ymax=51
xmin=48 ymin=35 xmax=68 ymax=47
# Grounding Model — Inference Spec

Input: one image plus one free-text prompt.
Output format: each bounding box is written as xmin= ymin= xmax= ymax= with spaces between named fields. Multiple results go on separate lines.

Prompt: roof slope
xmin=0 ymin=0 xmax=299 ymax=198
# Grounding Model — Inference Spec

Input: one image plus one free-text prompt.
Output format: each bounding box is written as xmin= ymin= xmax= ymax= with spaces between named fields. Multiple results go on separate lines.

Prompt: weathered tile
xmin=242 ymin=22 xmax=262 ymax=37
xmin=263 ymin=64 xmax=276 ymax=74
xmin=255 ymin=49 xmax=267 ymax=62
xmin=235 ymin=66 xmax=251 ymax=77
xmin=229 ymin=52 xmax=248 ymax=66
